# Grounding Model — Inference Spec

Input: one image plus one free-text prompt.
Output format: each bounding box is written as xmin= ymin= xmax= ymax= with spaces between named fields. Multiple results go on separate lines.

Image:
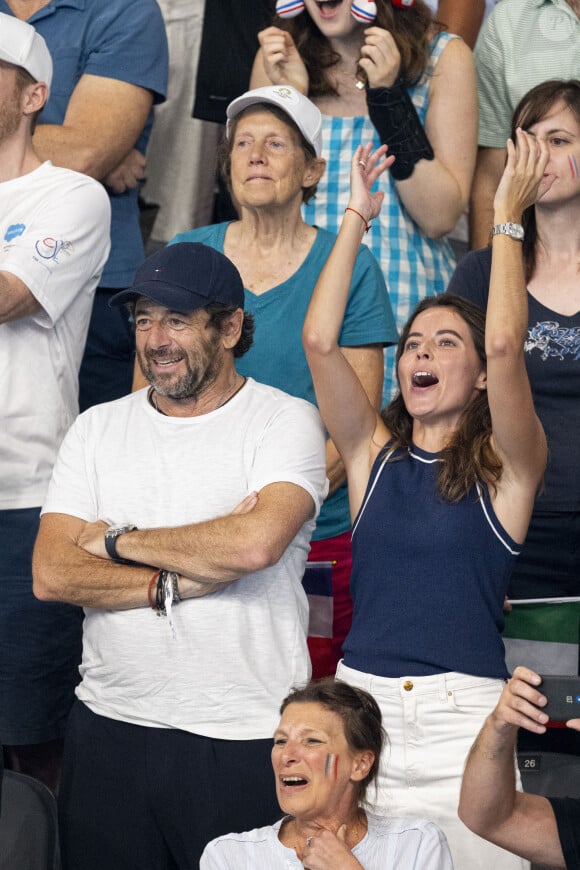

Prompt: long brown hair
xmin=381 ymin=294 xmax=502 ymax=503
xmin=511 ymin=79 xmax=580 ymax=281
xmin=274 ymin=0 xmax=438 ymax=97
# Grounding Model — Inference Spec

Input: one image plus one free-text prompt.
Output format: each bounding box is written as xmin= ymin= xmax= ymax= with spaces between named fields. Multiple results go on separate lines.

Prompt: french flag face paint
xmin=324 ymin=753 xmax=339 ymax=779
xmin=569 ymin=154 xmax=579 ymax=180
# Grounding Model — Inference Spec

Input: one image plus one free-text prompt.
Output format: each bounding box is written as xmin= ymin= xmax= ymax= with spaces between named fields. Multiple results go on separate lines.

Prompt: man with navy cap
xmin=0 ymin=13 xmax=110 ymax=790
xmin=33 ymin=242 xmax=327 ymax=870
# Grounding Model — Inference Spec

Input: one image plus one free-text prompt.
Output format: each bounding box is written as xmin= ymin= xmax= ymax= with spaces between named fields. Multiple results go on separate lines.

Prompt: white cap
xmin=226 ymin=85 xmax=322 ymax=157
xmin=0 ymin=13 xmax=53 ymax=94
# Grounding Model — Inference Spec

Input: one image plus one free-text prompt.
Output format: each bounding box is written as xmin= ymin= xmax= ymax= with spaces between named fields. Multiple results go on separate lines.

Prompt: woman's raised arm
xmin=486 ymin=129 xmax=548 ymax=538
xmin=303 ymin=144 xmax=392 ymax=495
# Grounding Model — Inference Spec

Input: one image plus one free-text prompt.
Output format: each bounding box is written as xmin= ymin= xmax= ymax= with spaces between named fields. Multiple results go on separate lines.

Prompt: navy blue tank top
xmin=344 ymin=444 xmax=519 ymax=679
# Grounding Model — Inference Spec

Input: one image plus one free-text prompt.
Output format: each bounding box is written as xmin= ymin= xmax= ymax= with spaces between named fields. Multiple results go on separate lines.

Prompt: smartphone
xmin=539 ymin=675 xmax=580 ymax=722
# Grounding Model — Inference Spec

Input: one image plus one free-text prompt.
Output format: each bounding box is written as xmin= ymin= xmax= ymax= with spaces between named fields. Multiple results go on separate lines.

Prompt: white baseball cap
xmin=0 ymin=13 xmax=53 ymax=94
xmin=226 ymin=85 xmax=322 ymax=157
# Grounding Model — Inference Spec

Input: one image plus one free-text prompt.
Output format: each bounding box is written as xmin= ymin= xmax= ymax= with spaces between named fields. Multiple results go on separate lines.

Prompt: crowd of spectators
xmin=1 ymin=1 xmax=579 ymax=868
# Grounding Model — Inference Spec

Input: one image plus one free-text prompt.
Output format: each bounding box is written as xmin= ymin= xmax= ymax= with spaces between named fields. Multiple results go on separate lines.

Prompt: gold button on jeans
xmin=403 ymin=680 xmax=414 ymax=692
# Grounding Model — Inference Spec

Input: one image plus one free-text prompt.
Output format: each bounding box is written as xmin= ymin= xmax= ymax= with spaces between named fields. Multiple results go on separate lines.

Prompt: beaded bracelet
xmin=148 ymin=570 xmax=161 ymax=610
xmin=155 ymin=569 xmax=166 ymax=615
xmin=151 ymin=570 xmax=181 ymax=615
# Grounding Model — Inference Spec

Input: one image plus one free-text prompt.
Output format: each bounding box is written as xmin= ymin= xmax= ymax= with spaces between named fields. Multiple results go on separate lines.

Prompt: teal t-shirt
xmin=170 ymin=222 xmax=397 ymax=539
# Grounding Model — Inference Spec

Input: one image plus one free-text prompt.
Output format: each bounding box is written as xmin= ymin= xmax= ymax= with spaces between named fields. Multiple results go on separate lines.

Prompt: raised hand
xmin=358 ymin=26 xmax=401 ymax=89
xmin=257 ymin=26 xmax=309 ymax=93
xmin=494 ymin=127 xmax=550 ymax=223
xmin=347 ymin=143 xmax=393 ymax=227
xmin=490 ymin=666 xmax=549 ymax=736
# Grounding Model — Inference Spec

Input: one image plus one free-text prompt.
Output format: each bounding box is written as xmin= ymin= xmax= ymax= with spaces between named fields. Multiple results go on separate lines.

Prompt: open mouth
xmin=412 ymin=371 xmax=439 ymax=388
xmin=281 ymin=775 xmax=309 ymax=787
xmin=315 ymin=0 xmax=345 ymax=16
xmin=148 ymin=354 xmax=184 ymax=370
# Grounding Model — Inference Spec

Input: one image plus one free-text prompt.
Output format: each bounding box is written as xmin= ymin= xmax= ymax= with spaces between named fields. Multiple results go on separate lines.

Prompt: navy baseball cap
xmin=109 ymin=243 xmax=245 ymax=312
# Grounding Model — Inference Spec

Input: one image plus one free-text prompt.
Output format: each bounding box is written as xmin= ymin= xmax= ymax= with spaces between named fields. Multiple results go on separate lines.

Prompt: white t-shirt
xmin=0 ymin=161 xmax=111 ymax=510
xmin=42 ymin=379 xmax=328 ymax=739
xmin=200 ymin=812 xmax=453 ymax=869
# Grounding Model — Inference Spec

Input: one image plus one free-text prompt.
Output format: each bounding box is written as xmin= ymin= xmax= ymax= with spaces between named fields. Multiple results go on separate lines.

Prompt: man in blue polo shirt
xmin=0 ymin=0 xmax=168 ymax=408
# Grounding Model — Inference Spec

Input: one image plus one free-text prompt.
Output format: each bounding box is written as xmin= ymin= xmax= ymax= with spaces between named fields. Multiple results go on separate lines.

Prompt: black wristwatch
xmin=104 ymin=524 xmax=137 ymax=564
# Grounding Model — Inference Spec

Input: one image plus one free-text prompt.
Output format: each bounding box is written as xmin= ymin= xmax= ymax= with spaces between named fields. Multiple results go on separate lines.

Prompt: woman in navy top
xmin=303 ymin=134 xmax=548 ymax=870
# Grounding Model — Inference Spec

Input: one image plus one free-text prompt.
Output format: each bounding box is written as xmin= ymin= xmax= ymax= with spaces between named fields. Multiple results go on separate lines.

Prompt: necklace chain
xmin=149 ymin=375 xmax=246 ymax=416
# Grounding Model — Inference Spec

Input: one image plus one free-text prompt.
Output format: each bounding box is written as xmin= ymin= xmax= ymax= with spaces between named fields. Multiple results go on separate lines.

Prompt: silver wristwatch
xmin=491 ymin=222 xmax=524 ymax=241
xmin=104 ymin=524 xmax=137 ymax=564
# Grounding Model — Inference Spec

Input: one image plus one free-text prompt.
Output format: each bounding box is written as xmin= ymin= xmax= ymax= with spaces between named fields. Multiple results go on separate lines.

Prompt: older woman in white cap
xmin=157 ymin=85 xmax=397 ymax=679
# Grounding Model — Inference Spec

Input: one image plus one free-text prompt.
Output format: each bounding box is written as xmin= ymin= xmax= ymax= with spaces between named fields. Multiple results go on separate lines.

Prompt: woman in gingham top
xmin=251 ymin=0 xmax=477 ymax=401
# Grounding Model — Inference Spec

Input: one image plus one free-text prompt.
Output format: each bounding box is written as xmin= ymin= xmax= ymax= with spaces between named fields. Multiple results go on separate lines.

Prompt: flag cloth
xmin=504 ymin=602 xmax=580 ymax=676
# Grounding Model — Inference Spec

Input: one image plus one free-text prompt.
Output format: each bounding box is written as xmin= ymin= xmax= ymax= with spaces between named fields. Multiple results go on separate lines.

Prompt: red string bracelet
xmin=345 ymin=207 xmax=371 ymax=233
xmin=148 ymin=570 xmax=161 ymax=609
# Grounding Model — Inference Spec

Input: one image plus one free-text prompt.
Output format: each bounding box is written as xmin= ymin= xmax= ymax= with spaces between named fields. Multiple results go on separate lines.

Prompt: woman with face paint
xmin=251 ymin=0 xmax=477 ymax=402
xmin=302 ymin=136 xmax=548 ymax=869
xmin=448 ymin=81 xmax=580 ymax=736
xmin=200 ymin=679 xmax=453 ymax=869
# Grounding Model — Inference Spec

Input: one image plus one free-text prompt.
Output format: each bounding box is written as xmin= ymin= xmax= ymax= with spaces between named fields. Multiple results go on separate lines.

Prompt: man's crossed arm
xmin=33 ymin=482 xmax=314 ymax=610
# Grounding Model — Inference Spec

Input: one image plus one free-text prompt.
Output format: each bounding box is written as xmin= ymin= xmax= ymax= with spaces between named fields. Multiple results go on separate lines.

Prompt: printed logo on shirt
xmin=525 ymin=320 xmax=580 ymax=362
xmin=34 ymin=237 xmax=73 ymax=262
xmin=538 ymin=6 xmax=577 ymax=43
xmin=4 ymin=224 xmax=26 ymax=242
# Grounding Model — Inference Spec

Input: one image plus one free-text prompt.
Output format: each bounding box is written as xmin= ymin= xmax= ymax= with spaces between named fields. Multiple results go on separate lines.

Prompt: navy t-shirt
xmin=447 ymin=247 xmax=580 ymax=512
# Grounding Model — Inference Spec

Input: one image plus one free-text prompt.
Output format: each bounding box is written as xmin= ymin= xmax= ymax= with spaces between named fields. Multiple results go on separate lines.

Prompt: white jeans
xmin=337 ymin=662 xmax=529 ymax=870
